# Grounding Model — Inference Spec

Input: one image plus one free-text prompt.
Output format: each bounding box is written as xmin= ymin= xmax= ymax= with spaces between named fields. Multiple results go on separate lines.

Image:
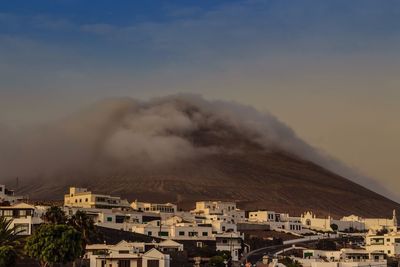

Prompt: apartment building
xmin=249 ymin=210 xmax=304 ymax=233
xmin=366 ymin=230 xmax=400 ymax=257
xmin=64 ymin=187 xmax=130 ymax=209
xmin=192 ymin=201 xmax=246 ymax=223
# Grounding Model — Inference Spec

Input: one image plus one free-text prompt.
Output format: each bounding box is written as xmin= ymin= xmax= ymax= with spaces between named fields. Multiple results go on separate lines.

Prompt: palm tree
xmin=42 ymin=206 xmax=66 ymax=224
xmin=0 ymin=216 xmax=23 ymax=267
xmin=0 ymin=216 xmax=23 ymax=246
xmin=68 ymin=211 xmax=97 ymax=267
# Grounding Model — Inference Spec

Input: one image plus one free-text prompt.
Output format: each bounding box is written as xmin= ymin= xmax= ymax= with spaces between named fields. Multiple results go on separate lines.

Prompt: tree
xmin=0 ymin=216 xmax=23 ymax=267
xmin=279 ymin=257 xmax=302 ymax=267
xmin=0 ymin=245 xmax=17 ymax=267
xmin=0 ymin=216 xmax=22 ymax=247
xmin=42 ymin=206 xmax=67 ymax=224
xmin=68 ymin=210 xmax=97 ymax=266
xmin=25 ymin=224 xmax=82 ymax=267
xmin=209 ymin=255 xmax=225 ymax=267
xmin=330 ymin=224 xmax=338 ymax=232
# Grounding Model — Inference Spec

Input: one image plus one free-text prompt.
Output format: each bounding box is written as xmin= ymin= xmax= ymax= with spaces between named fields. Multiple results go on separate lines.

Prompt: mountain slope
xmin=3 ymin=96 xmax=399 ymax=217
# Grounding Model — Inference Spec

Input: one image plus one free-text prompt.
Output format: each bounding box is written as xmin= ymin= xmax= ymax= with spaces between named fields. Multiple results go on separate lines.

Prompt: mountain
xmin=3 ymin=95 xmax=399 ymax=217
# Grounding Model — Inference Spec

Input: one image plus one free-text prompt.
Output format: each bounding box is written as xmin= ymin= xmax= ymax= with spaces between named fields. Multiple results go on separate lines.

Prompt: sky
xmin=0 ymin=0 xmax=399 ymax=200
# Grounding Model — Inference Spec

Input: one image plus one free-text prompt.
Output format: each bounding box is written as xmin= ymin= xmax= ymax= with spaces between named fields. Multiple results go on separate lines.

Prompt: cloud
xmin=0 ymin=94 xmax=379 ymax=190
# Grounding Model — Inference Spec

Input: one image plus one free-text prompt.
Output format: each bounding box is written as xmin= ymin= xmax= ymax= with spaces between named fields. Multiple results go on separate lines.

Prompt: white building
xmin=0 ymin=184 xmax=24 ymax=205
xmin=131 ymin=218 xmax=214 ymax=240
xmin=86 ymin=239 xmax=183 ymax=258
xmin=131 ymin=201 xmax=177 ymax=214
xmin=64 ymin=187 xmax=130 ymax=209
xmin=215 ymin=232 xmax=243 ymax=261
xmin=192 ymin=201 xmax=246 ymax=223
xmin=0 ymin=203 xmax=43 ymax=235
xmin=88 ymin=246 xmax=170 ymax=267
xmin=299 ymin=248 xmax=386 ymax=267
xmin=248 ymin=211 xmax=304 ymax=233
xmin=365 ymin=230 xmax=400 ymax=257
xmin=301 ymin=210 xmax=397 ymax=232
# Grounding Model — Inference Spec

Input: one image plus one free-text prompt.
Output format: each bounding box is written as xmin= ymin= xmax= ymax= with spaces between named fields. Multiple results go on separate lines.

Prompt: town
xmin=0 ymin=184 xmax=399 ymax=267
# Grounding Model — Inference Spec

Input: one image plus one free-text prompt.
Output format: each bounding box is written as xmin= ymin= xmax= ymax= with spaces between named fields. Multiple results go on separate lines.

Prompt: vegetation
xmin=0 ymin=216 xmax=23 ymax=267
xmin=68 ymin=210 xmax=97 ymax=266
xmin=25 ymin=224 xmax=82 ymax=267
xmin=209 ymin=255 xmax=226 ymax=267
xmin=42 ymin=206 xmax=67 ymax=224
xmin=0 ymin=245 xmax=17 ymax=267
xmin=330 ymin=223 xmax=338 ymax=231
xmin=279 ymin=257 xmax=303 ymax=267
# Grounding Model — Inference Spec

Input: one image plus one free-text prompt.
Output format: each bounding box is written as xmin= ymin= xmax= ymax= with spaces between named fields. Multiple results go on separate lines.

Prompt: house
xmin=64 ymin=187 xmax=130 ymax=209
xmin=87 ymin=240 xmax=172 ymax=267
xmin=0 ymin=184 xmax=24 ymax=205
xmin=0 ymin=203 xmax=43 ymax=235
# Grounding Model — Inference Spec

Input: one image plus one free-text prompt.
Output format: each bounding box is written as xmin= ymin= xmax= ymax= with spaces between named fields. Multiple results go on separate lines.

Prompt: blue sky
xmin=1 ymin=0 xmax=400 ymax=199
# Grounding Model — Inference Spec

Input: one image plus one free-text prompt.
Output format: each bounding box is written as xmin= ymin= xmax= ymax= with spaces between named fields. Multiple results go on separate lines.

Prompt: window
xmin=106 ymin=217 xmax=112 ymax=222
xmin=196 ymin=242 xmax=203 ymax=248
xmin=19 ymin=210 xmax=27 ymax=217
xmin=116 ymin=216 xmax=125 ymax=224
xmin=118 ymin=260 xmax=131 ymax=267
xmin=148 ymin=231 xmax=152 ymax=236
xmin=179 ymin=231 xmax=185 ymax=236
xmin=202 ymin=232 xmax=208 ymax=236
xmin=85 ymin=198 xmax=88 ymax=202
xmin=222 ymin=226 xmax=226 ymax=231
xmin=159 ymin=231 xmax=169 ymax=237
xmin=148 ymin=260 xmax=159 ymax=267
xmin=119 ymin=250 xmax=129 ymax=254
xmin=222 ymin=239 xmax=228 ymax=244
xmin=3 ymin=210 xmax=12 ymax=217
xmin=14 ymin=223 xmax=29 ymax=235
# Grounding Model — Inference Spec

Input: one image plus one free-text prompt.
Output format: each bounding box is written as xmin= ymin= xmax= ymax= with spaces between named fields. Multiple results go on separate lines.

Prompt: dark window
xmin=202 ymin=232 xmax=208 ymax=236
xmin=148 ymin=260 xmax=159 ymax=267
xmin=116 ymin=216 xmax=125 ymax=224
xmin=118 ymin=260 xmax=131 ymax=267
xmin=179 ymin=231 xmax=185 ymax=236
xmin=159 ymin=231 xmax=169 ymax=237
